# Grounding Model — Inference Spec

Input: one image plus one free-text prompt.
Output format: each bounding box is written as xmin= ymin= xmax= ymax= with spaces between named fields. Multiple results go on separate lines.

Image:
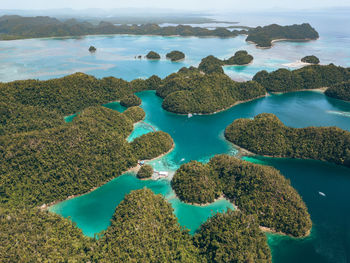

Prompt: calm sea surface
xmin=1 ymin=9 xmax=349 ymax=263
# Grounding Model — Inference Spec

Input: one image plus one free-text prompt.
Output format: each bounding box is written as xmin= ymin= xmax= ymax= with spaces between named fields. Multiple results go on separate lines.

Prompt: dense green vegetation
xmin=194 ymin=210 xmax=271 ymax=263
xmin=246 ymin=23 xmax=319 ymax=48
xmin=325 ymin=81 xmax=350 ymax=101
xmin=224 ymin=50 xmax=254 ymax=65
xmin=157 ymin=70 xmax=266 ymax=114
xmin=171 ymin=155 xmax=312 ymax=237
xmin=0 ymin=106 xmax=173 ymax=208
xmin=225 ymin=113 xmax=350 ymax=167
xmin=88 ymin=45 xmax=97 ymax=52
xmin=0 ymin=190 xmax=202 ymax=262
xmin=301 ymin=55 xmax=320 ymax=64
xmin=198 ymin=55 xmax=225 ymax=74
xmin=146 ymin=51 xmax=161 ymax=59
xmin=131 ymin=131 xmax=174 ymax=160
xmin=0 ymin=206 xmax=92 ymax=262
xmin=123 ymin=106 xmax=145 ymax=122
xmin=0 ymin=72 xmax=135 ymax=116
xmin=93 ymin=189 xmax=202 ymax=262
xmin=166 ymin=50 xmax=185 ymax=61
xmin=136 ymin=164 xmax=154 ymax=179
xmin=198 ymin=51 xmax=253 ymax=75
xmin=253 ymin=64 xmax=350 ymax=93
xmin=0 ymin=15 xmax=239 ymax=39
xmin=0 ymin=101 xmax=64 ymax=136
xmin=120 ymin=94 xmax=142 ymax=107
xmin=172 ymin=161 xmax=219 ymax=204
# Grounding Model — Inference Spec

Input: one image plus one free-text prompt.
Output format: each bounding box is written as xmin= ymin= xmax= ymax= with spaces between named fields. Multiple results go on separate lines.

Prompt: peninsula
xmin=225 ymin=113 xmax=350 ymax=167
xmin=253 ymin=64 xmax=350 ymax=101
xmin=246 ymin=23 xmax=319 ymax=48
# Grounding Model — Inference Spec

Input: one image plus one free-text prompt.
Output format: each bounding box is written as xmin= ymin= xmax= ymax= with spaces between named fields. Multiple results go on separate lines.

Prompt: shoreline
xmin=271 ymin=87 xmax=328 ymax=95
xmin=168 ymin=93 xmax=269 ymax=116
xmin=248 ymin=37 xmax=318 ymax=49
xmin=282 ymin=60 xmax=312 ymax=68
xmin=172 ymin=188 xmax=312 ymax=238
xmin=223 ymin=60 xmax=253 ymax=67
xmin=43 ymin=142 xmax=175 ymax=210
xmin=260 ymin=226 xmax=311 ymax=238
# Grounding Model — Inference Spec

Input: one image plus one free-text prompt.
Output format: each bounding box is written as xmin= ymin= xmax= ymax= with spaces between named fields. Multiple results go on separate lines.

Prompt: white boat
xmin=318 ymin=191 xmax=326 ymax=197
xmin=188 ymin=113 xmax=193 ymax=118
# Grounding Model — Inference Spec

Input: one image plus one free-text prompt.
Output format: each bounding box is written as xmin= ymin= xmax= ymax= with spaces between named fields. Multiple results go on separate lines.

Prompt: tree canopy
xmin=325 ymin=81 xmax=350 ymax=102
xmin=146 ymin=51 xmax=161 ymax=59
xmin=301 ymin=55 xmax=320 ymax=64
xmin=93 ymin=189 xmax=202 ymax=262
xmin=166 ymin=50 xmax=185 ymax=61
xmin=171 ymin=155 xmax=312 ymax=237
xmin=194 ymin=210 xmax=271 ymax=263
xmin=246 ymin=23 xmax=319 ymax=48
xmin=253 ymin=64 xmax=350 ymax=96
xmin=225 ymin=113 xmax=350 ymax=167
xmin=120 ymin=94 xmax=142 ymax=107
xmin=137 ymin=164 xmax=154 ymax=179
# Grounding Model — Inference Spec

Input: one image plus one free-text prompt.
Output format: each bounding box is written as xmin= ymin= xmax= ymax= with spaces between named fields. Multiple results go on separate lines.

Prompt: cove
xmin=51 ymin=89 xmax=350 ymax=263
xmin=49 ymin=173 xmax=234 ymax=237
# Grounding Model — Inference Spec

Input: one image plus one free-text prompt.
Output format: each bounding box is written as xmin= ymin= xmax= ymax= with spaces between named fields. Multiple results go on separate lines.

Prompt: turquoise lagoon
xmin=51 ymin=90 xmax=350 ymax=263
xmin=2 ymin=10 xmax=350 ymax=263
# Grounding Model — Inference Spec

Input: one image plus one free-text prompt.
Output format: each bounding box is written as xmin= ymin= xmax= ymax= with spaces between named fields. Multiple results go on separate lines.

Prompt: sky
xmin=1 ymin=0 xmax=350 ymax=11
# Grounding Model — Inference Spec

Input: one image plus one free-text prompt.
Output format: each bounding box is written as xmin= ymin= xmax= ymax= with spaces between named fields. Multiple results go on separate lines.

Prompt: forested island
xmin=197 ymin=51 xmax=254 ymax=74
xmin=146 ymin=51 xmax=161 ymax=59
xmin=172 ymin=155 xmax=312 ymax=237
xmin=225 ymin=113 xmax=350 ymax=167
xmin=158 ymin=70 xmax=266 ymax=114
xmin=301 ymin=55 xmax=320 ymax=64
xmin=166 ymin=50 xmax=185 ymax=61
xmin=246 ymin=23 xmax=319 ymax=48
xmin=224 ymin=50 xmax=254 ymax=65
xmin=0 ymin=15 xmax=319 ymax=49
xmin=253 ymin=64 xmax=350 ymax=100
xmin=88 ymin=45 xmax=96 ymax=53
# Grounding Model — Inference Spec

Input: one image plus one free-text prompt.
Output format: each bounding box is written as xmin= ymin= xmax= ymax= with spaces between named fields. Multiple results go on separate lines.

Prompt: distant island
xmin=301 ymin=55 xmax=320 ymax=64
xmin=225 ymin=113 xmax=350 ymax=167
xmin=224 ymin=50 xmax=254 ymax=65
xmin=88 ymin=45 xmax=96 ymax=53
xmin=0 ymin=16 xmax=319 ymax=49
xmin=166 ymin=50 xmax=185 ymax=61
xmin=246 ymin=23 xmax=319 ymax=48
xmin=171 ymin=155 xmax=312 ymax=237
xmin=146 ymin=51 xmax=161 ymax=59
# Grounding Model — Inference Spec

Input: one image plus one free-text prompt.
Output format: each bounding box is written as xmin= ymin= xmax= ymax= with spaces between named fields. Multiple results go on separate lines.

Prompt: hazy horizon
xmin=1 ymin=0 xmax=350 ymax=12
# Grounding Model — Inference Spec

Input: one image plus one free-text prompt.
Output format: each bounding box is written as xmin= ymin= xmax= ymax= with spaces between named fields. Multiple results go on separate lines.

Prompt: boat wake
xmin=327 ymin=110 xmax=350 ymax=118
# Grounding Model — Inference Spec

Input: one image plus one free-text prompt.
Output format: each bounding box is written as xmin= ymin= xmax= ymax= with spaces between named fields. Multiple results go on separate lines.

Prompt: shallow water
xmin=1 ymin=18 xmax=350 ymax=83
